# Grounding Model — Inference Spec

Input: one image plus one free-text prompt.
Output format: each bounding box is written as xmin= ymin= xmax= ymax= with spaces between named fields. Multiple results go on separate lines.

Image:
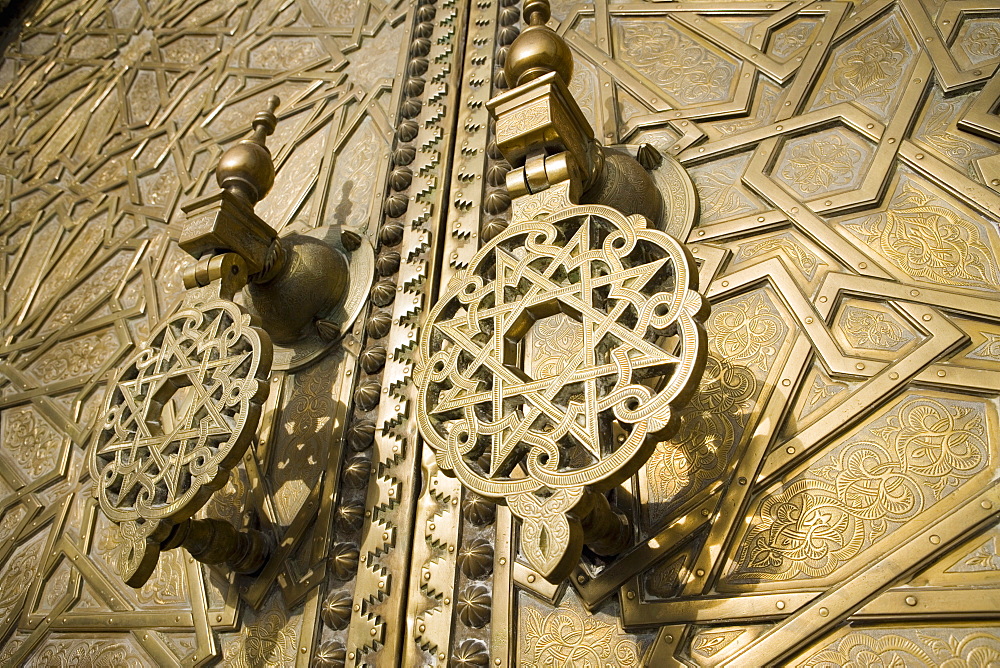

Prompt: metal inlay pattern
xmin=2 ymin=0 xmax=1000 ymax=665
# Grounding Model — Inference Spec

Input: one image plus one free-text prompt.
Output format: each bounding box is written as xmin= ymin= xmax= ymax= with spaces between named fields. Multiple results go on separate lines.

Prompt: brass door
xmin=1 ymin=0 xmax=999 ymax=665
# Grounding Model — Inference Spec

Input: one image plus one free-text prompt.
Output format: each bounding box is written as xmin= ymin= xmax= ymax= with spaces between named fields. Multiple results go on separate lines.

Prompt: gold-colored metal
xmin=416 ymin=205 xmax=708 ymax=581
xmin=90 ymin=249 xmax=272 ymax=586
xmin=88 ymin=96 xmax=297 ymax=586
xmin=89 ymin=95 xmax=373 ymax=590
xmin=4 ymin=0 xmax=1000 ymax=664
xmin=416 ymin=0 xmax=709 ymax=584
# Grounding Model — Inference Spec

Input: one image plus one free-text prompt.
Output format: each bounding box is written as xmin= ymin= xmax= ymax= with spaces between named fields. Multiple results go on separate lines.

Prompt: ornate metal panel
xmin=2 ymin=0 xmax=1000 ymax=665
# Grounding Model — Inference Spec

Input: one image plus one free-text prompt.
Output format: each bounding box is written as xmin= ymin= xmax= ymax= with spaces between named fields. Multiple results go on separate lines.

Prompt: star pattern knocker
xmin=416 ymin=205 xmax=708 ymax=580
xmin=93 ymin=294 xmax=272 ymax=586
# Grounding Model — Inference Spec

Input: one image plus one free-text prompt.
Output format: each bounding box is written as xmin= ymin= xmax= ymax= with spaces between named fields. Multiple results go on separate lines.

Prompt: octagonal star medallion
xmin=416 ymin=204 xmax=709 ymax=580
xmin=90 ymin=298 xmax=272 ymax=585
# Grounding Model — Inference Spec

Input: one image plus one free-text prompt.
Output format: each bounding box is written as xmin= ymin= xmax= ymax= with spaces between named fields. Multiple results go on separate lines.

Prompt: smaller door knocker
xmin=415 ymin=0 xmax=710 ymax=583
xmin=90 ymin=97 xmax=373 ymax=587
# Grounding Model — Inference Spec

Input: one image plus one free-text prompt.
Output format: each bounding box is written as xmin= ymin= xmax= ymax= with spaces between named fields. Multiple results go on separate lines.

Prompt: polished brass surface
xmin=418 ymin=5 xmax=707 ymax=583
xmin=415 ymin=204 xmax=708 ymax=581
xmin=90 ymin=249 xmax=273 ymax=587
xmin=3 ymin=0 xmax=1000 ymax=665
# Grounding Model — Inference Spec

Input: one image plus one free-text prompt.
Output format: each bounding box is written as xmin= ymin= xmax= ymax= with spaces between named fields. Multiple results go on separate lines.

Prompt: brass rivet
xmin=776 ymin=601 xmax=785 ymax=610
xmin=786 ymin=447 xmax=795 ymax=455
xmin=627 ymin=590 xmax=636 ymax=599
xmin=695 ymin=569 xmax=705 ymax=577
xmin=905 ymin=596 xmax=917 ymax=606
xmin=527 ymin=574 xmax=535 ymax=583
xmin=929 ymin=535 xmax=940 ymax=544
xmin=889 ymin=372 xmax=899 ymax=380
xmin=982 ymin=500 xmax=993 ymax=510
xmin=819 ymin=607 xmax=829 ymax=616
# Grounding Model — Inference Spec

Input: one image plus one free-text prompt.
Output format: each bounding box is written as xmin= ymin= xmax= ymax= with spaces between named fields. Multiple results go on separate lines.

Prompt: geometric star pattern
xmin=3 ymin=0 xmax=1000 ymax=665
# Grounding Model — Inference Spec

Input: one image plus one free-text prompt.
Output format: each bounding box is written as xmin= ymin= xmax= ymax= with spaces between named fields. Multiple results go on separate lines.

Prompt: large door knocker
xmin=90 ymin=97 xmax=373 ymax=587
xmin=415 ymin=0 xmax=710 ymax=583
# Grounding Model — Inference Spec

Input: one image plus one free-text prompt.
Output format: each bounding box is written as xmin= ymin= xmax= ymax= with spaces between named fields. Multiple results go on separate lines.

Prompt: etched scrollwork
xmin=730 ymin=397 xmax=989 ymax=583
xmin=847 ymin=183 xmax=1000 ymax=291
xmin=522 ymin=604 xmax=642 ymax=667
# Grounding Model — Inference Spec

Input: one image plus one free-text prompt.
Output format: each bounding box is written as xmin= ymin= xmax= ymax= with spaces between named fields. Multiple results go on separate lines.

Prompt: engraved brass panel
xmin=3 ymin=0 xmax=1000 ymax=665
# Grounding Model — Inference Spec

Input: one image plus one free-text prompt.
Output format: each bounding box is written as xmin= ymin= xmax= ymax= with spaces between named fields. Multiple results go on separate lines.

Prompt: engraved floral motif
xmin=522 ymin=604 xmax=642 ymax=667
xmin=528 ymin=313 xmax=583 ymax=379
xmin=779 ymin=133 xmax=863 ymax=195
xmin=709 ymin=293 xmax=785 ymax=372
xmin=819 ymin=19 xmax=908 ymax=116
xmin=28 ymin=330 xmax=120 ymax=383
xmin=801 ymin=371 xmax=851 ymax=421
xmin=227 ymin=608 xmax=297 ymax=668
xmin=737 ymin=235 xmax=824 ymax=281
xmin=692 ymin=629 xmax=746 ymax=658
xmin=0 ymin=544 xmax=42 ymax=620
xmin=0 ymin=507 xmax=25 ymax=544
xmin=691 ymin=155 xmax=759 ymax=222
xmin=1 ymin=406 xmax=63 ymax=478
xmin=136 ymin=548 xmax=184 ymax=605
xmin=839 ymin=305 xmax=910 ymax=351
xmin=968 ymin=332 xmax=1000 ymax=361
xmin=847 ymin=183 xmax=1000 ymax=292
xmin=915 ymin=92 xmax=993 ymax=172
xmin=800 ymin=629 xmax=1000 ymax=668
xmin=615 ymin=20 xmax=737 ymax=105
xmin=961 ymin=21 xmax=1000 ymax=62
xmin=959 ymin=537 xmax=1000 ymax=572
xmin=647 ymin=356 xmax=757 ymax=511
xmin=29 ymin=640 xmax=137 ymax=667
xmin=770 ymin=21 xmax=817 ymax=59
xmin=731 ymin=397 xmax=988 ymax=582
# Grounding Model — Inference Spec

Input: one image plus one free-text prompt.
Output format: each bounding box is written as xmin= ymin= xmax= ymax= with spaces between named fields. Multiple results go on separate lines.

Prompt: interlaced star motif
xmin=416 ymin=205 xmax=708 ymax=577
xmin=90 ymin=298 xmax=271 ymax=584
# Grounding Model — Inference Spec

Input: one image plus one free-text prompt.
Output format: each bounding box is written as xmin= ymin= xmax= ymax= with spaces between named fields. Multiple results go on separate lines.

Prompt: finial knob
xmin=503 ymin=0 xmax=573 ymax=88
xmin=216 ymin=96 xmax=281 ymax=206
xmin=523 ymin=0 xmax=550 ymax=25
